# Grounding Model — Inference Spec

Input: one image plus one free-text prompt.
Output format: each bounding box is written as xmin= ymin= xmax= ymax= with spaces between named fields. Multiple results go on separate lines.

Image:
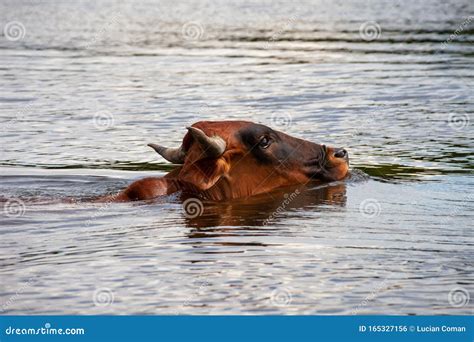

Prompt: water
xmin=0 ymin=0 xmax=473 ymax=315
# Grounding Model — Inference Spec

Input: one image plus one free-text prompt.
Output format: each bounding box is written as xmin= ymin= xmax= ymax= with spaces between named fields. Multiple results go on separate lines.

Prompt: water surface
xmin=0 ymin=0 xmax=473 ymax=314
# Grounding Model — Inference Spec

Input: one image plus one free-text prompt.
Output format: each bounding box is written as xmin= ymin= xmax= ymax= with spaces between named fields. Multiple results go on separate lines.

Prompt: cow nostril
xmin=334 ymin=149 xmax=347 ymax=159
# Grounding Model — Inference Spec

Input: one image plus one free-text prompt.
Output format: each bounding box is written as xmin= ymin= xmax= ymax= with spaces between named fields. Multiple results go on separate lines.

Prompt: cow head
xmin=148 ymin=121 xmax=349 ymax=200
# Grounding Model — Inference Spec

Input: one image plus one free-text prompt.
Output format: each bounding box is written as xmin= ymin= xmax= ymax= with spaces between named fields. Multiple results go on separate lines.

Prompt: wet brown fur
xmin=97 ymin=121 xmax=349 ymax=202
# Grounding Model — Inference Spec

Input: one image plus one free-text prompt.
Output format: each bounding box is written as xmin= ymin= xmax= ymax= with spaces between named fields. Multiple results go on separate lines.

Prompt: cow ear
xmin=177 ymin=126 xmax=230 ymax=190
xmin=179 ymin=157 xmax=230 ymax=190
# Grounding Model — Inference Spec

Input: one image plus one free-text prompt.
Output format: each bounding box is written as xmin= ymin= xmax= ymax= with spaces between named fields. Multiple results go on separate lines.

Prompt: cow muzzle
xmin=323 ymin=146 xmax=349 ymax=181
xmin=333 ymin=148 xmax=349 ymax=161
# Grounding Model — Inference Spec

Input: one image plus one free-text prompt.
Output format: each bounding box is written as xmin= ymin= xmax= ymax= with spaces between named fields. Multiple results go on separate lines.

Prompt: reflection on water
xmin=0 ymin=0 xmax=473 ymax=315
xmin=184 ymin=182 xmax=347 ymax=228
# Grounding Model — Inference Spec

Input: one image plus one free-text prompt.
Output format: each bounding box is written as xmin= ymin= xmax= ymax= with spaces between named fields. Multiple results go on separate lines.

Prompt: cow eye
xmin=259 ymin=136 xmax=271 ymax=149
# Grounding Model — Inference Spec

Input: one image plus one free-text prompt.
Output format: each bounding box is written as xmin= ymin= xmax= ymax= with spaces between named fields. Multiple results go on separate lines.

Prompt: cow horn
xmin=147 ymin=143 xmax=186 ymax=164
xmin=186 ymin=126 xmax=226 ymax=159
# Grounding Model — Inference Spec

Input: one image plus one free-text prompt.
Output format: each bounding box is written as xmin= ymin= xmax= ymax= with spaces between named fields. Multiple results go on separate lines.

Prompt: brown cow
xmin=100 ymin=120 xmax=349 ymax=202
